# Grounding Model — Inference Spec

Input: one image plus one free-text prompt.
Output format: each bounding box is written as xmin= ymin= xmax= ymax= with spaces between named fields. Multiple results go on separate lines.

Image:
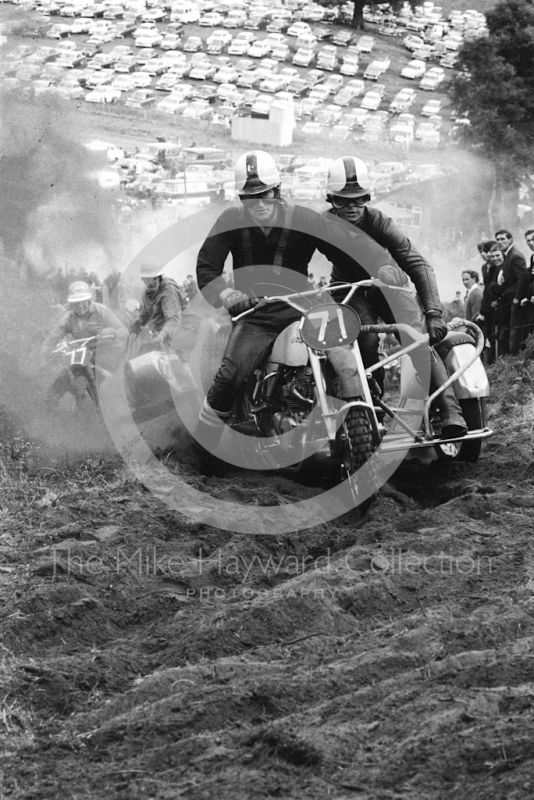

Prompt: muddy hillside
xmin=0 ymin=352 xmax=534 ymax=800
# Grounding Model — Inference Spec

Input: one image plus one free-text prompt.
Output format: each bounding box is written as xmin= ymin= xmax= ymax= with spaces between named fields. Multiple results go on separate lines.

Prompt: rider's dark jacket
xmin=323 ymin=206 xmax=442 ymax=314
xmin=196 ymin=200 xmax=388 ymax=305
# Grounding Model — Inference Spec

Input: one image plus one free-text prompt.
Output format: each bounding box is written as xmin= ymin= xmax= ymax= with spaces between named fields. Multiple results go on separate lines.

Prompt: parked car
xmin=183 ymin=35 xmax=203 ymax=52
xmin=214 ymin=64 xmax=239 ymax=83
xmin=182 ymin=99 xmax=214 ymax=118
xmin=355 ymin=35 xmax=375 ymax=53
xmin=156 ymin=94 xmax=188 ymax=113
xmin=332 ymin=29 xmax=352 ymax=46
xmin=190 ymin=62 xmax=217 ymax=80
xmin=248 ymin=39 xmax=272 ymax=58
xmin=85 ymin=85 xmax=121 ymax=103
xmin=361 ymin=90 xmax=382 ymax=111
xmin=125 ymin=88 xmax=156 ymax=107
xmin=199 ymin=11 xmax=224 ymax=26
xmin=161 ymin=34 xmax=182 ymax=50
xmin=301 ymin=120 xmax=323 ymax=135
xmin=293 ymin=47 xmax=315 ymax=67
xmin=421 ymin=98 xmax=442 ymax=116
xmin=401 ymin=59 xmax=426 ymax=79
xmin=340 ymin=56 xmax=359 ymax=76
xmin=228 ymin=38 xmax=251 ymax=55
xmin=251 ymin=93 xmax=273 ymax=116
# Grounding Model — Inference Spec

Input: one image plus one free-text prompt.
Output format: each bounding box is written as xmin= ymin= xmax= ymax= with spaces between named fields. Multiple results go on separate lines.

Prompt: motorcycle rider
xmin=44 ymin=281 xmax=127 ymax=413
xmin=129 ymin=256 xmax=199 ymax=357
xmin=195 ymin=149 xmax=390 ymax=452
xmin=323 ymin=156 xmax=467 ymax=439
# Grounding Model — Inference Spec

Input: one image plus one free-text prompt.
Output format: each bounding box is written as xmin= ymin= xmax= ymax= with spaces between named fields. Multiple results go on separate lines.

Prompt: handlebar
xmin=52 ymin=334 xmax=115 ymax=354
xmin=232 ymin=279 xmax=377 ymax=322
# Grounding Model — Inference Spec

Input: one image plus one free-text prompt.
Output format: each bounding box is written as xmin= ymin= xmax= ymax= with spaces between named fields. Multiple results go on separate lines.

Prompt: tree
xmin=319 ymin=0 xmax=423 ymax=31
xmin=450 ymin=0 xmax=534 ymax=224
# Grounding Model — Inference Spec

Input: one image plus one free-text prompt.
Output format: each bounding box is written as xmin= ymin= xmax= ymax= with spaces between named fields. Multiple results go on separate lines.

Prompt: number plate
xmin=300 ymin=303 xmax=361 ymax=350
xmin=70 ymin=346 xmax=88 ymax=366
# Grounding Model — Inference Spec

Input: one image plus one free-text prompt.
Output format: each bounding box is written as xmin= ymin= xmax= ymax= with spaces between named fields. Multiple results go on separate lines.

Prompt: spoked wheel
xmin=434 ymin=398 xmax=485 ymax=463
xmin=337 ymin=406 xmax=379 ymax=508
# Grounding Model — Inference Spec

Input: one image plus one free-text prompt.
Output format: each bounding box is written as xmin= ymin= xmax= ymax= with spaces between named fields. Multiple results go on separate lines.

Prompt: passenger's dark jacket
xmin=324 ymin=206 xmax=442 ymax=313
xmin=196 ymin=201 xmax=388 ymax=306
xmin=138 ymin=277 xmax=198 ymax=346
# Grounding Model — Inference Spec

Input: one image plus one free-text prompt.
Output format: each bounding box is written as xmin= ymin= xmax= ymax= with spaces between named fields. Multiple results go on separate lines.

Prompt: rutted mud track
xmin=1 ymin=363 xmax=534 ymax=799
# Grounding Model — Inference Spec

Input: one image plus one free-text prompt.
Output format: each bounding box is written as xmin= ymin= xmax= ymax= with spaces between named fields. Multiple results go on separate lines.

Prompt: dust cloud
xmin=0 ymin=91 xmax=124 ymax=459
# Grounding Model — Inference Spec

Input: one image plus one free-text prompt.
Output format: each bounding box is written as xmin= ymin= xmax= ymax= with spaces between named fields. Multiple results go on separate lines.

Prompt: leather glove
xmin=223 ymin=291 xmax=259 ymax=317
xmin=425 ymin=312 xmax=448 ymax=345
xmin=129 ymin=319 xmax=142 ymax=335
xmin=101 ymin=327 xmax=116 ymax=338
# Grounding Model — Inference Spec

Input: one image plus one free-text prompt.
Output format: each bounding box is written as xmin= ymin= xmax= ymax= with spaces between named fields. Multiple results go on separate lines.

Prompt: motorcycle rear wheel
xmin=434 ymin=398 xmax=485 ymax=463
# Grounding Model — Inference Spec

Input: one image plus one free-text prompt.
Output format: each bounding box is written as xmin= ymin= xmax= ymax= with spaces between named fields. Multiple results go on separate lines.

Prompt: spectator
xmin=462 ymin=269 xmax=483 ymax=323
xmin=444 ymin=290 xmax=465 ymax=322
xmin=522 ymin=229 xmax=534 ymax=345
xmin=476 ymin=241 xmax=499 ymax=363
xmin=493 ymin=229 xmax=530 ymax=356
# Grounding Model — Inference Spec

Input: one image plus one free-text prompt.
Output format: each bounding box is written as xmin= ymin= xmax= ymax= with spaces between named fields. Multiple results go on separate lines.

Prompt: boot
xmin=430 ymin=352 xmax=467 ymax=439
xmin=187 ymin=399 xmax=233 ymax=476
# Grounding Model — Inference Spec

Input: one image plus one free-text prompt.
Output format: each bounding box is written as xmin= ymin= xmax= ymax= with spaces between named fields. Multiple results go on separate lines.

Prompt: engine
xmin=281 ymin=366 xmax=314 ymax=414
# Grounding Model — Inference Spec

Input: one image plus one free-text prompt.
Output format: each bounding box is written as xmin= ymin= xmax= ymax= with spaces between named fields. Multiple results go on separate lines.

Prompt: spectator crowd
xmin=444 ymin=229 xmax=534 ymax=362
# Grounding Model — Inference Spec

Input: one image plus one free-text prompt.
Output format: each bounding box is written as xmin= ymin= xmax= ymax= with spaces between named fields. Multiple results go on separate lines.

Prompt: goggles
xmin=330 ymin=194 xmax=370 ymax=209
xmin=239 ymin=188 xmax=278 ymax=204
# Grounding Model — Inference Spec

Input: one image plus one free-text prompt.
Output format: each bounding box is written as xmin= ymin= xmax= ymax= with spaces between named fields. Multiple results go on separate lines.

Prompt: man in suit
xmin=462 ymin=269 xmax=484 ymax=323
xmin=493 ymin=229 xmax=530 ymax=356
xmin=522 ymin=229 xmax=534 ymax=344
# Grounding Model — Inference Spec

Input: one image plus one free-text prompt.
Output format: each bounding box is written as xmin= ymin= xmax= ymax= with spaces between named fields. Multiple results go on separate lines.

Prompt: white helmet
xmin=326 ymin=156 xmax=371 ymax=198
xmin=234 ymin=150 xmax=281 ymax=196
xmin=67 ymin=281 xmax=92 ymax=303
xmin=139 ymin=255 xmax=164 ymax=279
